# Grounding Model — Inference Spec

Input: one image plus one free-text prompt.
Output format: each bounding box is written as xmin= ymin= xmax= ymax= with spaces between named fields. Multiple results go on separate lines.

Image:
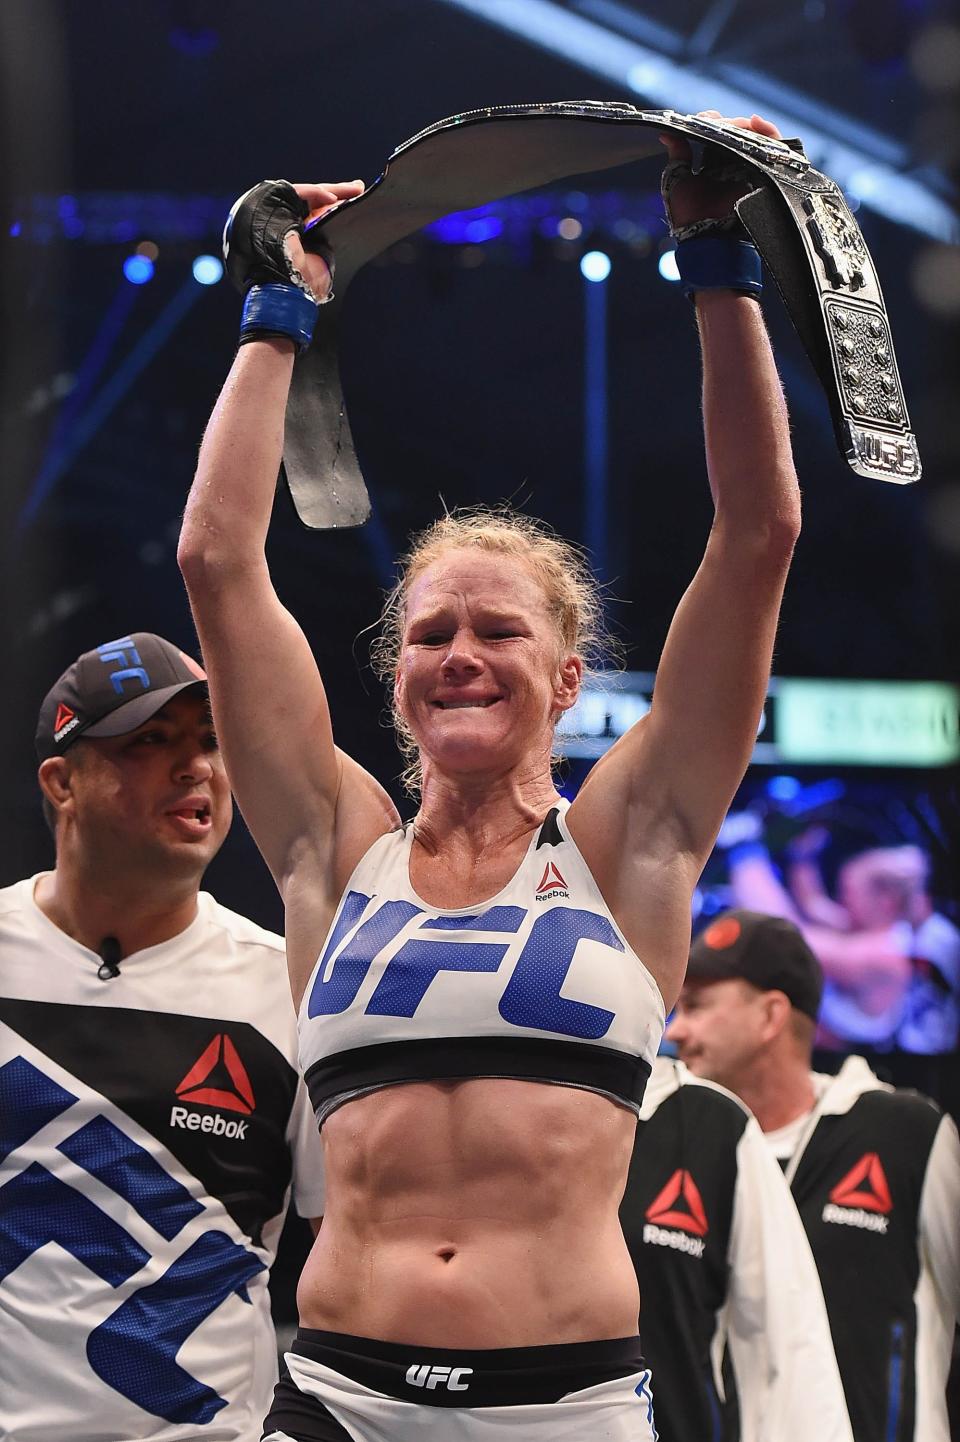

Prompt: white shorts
xmin=262 ymin=1330 xmax=658 ymax=1442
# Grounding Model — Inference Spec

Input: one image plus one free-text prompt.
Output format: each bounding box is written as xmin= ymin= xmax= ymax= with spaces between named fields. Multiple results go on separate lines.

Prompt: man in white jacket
xmin=667 ymin=909 xmax=960 ymax=1442
xmin=622 ymin=1056 xmax=853 ymax=1442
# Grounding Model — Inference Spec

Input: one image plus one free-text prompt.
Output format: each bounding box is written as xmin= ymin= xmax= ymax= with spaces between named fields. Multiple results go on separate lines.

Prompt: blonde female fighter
xmin=179 ymin=112 xmax=800 ymax=1442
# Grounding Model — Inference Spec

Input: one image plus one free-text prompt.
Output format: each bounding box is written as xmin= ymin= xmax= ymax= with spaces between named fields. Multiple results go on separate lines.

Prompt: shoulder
xmin=831 ymin=1071 xmax=944 ymax=1161
xmin=0 ymin=876 xmax=41 ymax=928
xmin=676 ymin=1070 xmax=753 ymax=1147
xmin=645 ymin=1057 xmax=751 ymax=1134
xmin=823 ymin=1056 xmax=942 ymax=1120
xmin=329 ymin=751 xmax=404 ymax=886
xmin=195 ymin=892 xmax=285 ymax=959
xmin=861 ymin=1090 xmax=945 ymax=1167
xmin=681 ymin=1068 xmax=752 ymax=1118
xmin=190 ymin=895 xmax=306 ymax=1051
xmin=853 ymin=1082 xmax=942 ymax=1124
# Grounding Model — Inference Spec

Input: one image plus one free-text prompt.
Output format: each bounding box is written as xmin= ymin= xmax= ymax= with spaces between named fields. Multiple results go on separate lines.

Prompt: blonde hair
xmin=370 ymin=506 xmax=617 ymax=795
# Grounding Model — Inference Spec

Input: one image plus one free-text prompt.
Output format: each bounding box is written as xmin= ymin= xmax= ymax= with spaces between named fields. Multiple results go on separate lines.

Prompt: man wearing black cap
xmin=667 ymin=908 xmax=960 ymax=1442
xmin=0 ymin=633 xmax=325 ymax=1442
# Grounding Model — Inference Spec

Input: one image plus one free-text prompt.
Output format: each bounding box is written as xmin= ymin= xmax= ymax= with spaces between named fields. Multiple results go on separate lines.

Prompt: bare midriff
xmin=297 ymin=1076 xmax=640 ymax=1348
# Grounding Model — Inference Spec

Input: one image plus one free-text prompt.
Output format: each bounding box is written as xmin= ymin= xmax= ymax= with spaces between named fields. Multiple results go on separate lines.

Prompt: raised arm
xmin=178 ymin=181 xmax=397 ymax=905
xmin=785 ymin=829 xmax=854 ymax=930
xmin=641 ymin=276 xmax=800 ymax=856
xmin=574 ymin=121 xmax=799 ymax=841
xmin=570 ymin=114 xmax=801 ymax=999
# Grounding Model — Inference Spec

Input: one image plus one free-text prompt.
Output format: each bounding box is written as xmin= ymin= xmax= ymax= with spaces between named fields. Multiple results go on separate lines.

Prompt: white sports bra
xmin=298 ymin=802 xmax=665 ymax=1123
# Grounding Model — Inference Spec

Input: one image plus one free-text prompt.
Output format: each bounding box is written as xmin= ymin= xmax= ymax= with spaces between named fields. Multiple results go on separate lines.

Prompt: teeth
xmin=441 ymin=700 xmax=494 ymax=709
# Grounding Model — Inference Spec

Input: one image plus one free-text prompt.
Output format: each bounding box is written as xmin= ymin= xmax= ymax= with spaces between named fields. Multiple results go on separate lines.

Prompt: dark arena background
xmin=1 ymin=0 xmax=958 ymax=1403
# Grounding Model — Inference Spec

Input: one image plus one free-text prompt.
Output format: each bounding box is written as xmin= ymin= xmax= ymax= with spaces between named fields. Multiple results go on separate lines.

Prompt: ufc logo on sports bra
xmin=307 ymin=893 xmax=622 ymax=1039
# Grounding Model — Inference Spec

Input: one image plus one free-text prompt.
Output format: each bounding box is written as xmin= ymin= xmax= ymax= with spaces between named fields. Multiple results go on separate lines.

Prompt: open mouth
xmin=166 ymin=801 xmax=212 ymax=834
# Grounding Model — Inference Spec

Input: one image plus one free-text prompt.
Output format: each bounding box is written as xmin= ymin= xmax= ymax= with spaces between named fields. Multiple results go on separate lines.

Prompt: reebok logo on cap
xmin=53 ymin=703 xmax=80 ymax=743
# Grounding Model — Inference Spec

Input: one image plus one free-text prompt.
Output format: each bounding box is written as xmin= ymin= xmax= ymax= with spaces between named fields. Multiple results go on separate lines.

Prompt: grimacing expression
xmin=56 ymin=692 xmax=232 ymax=873
xmin=395 ymin=549 xmax=581 ymax=774
xmin=665 ymin=977 xmax=774 ymax=1091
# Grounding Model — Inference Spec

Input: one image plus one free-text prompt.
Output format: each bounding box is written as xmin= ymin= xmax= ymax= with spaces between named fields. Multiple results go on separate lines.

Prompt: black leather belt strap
xmin=284 ymin=101 xmax=919 ymax=530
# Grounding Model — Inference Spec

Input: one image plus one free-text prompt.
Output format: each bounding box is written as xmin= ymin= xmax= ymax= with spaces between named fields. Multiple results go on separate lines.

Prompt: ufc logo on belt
xmin=405 ymin=1363 xmax=474 ymax=1391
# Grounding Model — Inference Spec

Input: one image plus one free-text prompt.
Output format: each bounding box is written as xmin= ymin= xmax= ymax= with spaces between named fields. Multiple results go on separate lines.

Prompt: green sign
xmin=556 ymin=674 xmax=960 ymax=766
xmin=776 ymin=680 xmax=960 ymax=766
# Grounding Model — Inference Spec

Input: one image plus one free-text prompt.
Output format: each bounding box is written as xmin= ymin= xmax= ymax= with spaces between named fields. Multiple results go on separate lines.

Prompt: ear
xmin=37 ymin=757 xmax=75 ymax=820
xmin=553 ymin=653 xmax=583 ymax=716
xmin=760 ymin=990 xmax=793 ymax=1044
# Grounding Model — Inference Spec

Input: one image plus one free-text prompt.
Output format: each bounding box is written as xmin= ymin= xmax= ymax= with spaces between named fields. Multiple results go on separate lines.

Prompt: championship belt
xmin=285 ymin=102 xmax=919 ymax=529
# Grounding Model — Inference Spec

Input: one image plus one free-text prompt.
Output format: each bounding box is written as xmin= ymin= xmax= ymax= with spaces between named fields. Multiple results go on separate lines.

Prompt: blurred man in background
xmin=0 ymin=632 xmax=324 ymax=1441
xmin=666 ymin=909 xmax=960 ymax=1442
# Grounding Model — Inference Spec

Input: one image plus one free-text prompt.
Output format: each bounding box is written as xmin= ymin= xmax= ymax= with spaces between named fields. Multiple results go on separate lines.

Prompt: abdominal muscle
xmin=297 ymin=1077 xmax=640 ymax=1348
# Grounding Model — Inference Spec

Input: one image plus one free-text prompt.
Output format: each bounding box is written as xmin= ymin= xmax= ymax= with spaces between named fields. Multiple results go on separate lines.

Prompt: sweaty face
xmin=395 ymin=549 xmax=580 ymax=777
xmin=65 ymin=692 xmax=232 ymax=877
xmin=665 ymin=978 xmax=770 ymax=1093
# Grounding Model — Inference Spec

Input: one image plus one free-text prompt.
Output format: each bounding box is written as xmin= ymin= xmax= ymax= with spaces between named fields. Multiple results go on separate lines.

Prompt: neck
xmin=34 ymin=857 xmax=200 ymax=960
xmin=734 ymin=1046 xmax=816 ymax=1134
xmin=414 ymin=763 xmax=560 ymax=857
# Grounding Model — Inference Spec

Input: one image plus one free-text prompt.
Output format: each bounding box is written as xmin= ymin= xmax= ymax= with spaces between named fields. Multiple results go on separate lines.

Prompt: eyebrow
xmin=408 ymin=605 xmax=529 ymax=628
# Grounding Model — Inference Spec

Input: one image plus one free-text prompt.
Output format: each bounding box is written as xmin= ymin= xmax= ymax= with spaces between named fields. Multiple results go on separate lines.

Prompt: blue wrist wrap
xmin=239 ymin=283 xmax=318 ymax=352
xmin=675 ymin=234 xmax=762 ymax=299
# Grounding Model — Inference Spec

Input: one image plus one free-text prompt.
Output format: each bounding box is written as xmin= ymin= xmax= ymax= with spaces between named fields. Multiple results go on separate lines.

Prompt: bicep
xmin=184 ymin=556 xmax=351 ymax=881
xmin=603 ymin=522 xmax=795 ymax=861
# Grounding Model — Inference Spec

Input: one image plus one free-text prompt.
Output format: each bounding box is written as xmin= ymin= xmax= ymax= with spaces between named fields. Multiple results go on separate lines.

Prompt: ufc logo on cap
xmin=98 ymin=637 xmax=150 ymax=695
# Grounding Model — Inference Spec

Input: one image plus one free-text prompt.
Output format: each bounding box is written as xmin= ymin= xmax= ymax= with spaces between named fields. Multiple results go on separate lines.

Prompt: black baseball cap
xmin=36 ymin=633 xmax=208 ymax=761
xmin=687 ymin=909 xmax=824 ymax=1020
